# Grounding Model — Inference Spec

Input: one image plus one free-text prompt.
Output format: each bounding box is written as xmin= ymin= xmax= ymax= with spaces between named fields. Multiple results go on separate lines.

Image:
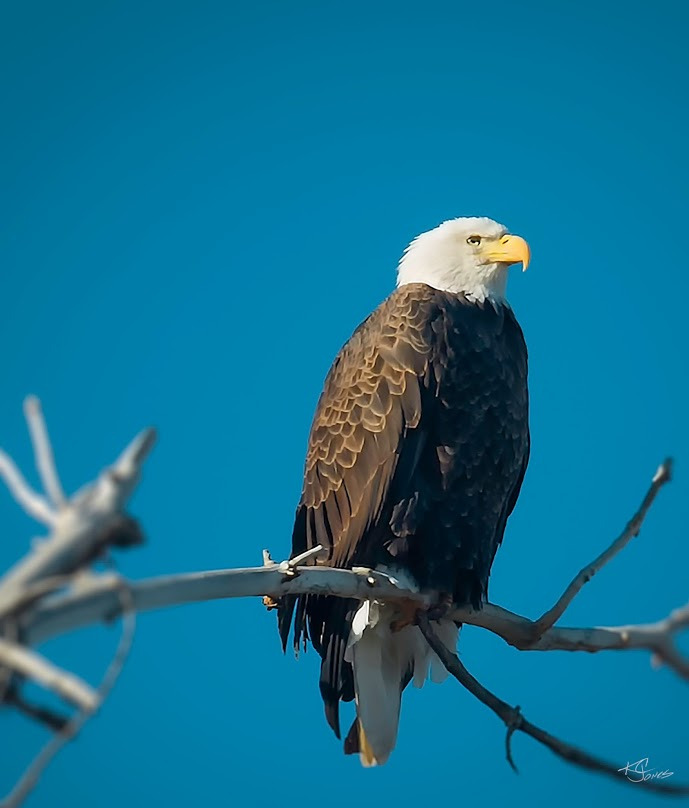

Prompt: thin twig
xmin=282 ymin=544 xmax=325 ymax=569
xmin=3 ymin=688 xmax=69 ymax=732
xmin=1 ymin=579 xmax=136 ymax=808
xmin=262 ymin=549 xmax=276 ymax=567
xmin=534 ymin=459 xmax=673 ymax=635
xmin=0 ymin=638 xmax=98 ymax=711
xmin=23 ymin=396 xmax=66 ymax=508
xmin=416 ymin=612 xmax=689 ymax=796
xmin=0 ymin=450 xmax=55 ymax=526
xmin=109 ymin=428 xmax=157 ymax=480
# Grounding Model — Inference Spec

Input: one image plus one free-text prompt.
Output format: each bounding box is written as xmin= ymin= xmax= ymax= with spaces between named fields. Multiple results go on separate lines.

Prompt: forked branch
xmin=416 ymin=613 xmax=689 ymax=796
xmin=0 ymin=398 xmax=149 ymax=808
xmin=534 ymin=459 xmax=673 ymax=635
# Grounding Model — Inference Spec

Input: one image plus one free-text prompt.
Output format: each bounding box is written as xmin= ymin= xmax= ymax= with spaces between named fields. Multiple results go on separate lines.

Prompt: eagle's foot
xmin=262 ymin=595 xmax=279 ymax=610
xmin=425 ymin=593 xmax=454 ymax=621
xmin=390 ymin=599 xmax=420 ymax=632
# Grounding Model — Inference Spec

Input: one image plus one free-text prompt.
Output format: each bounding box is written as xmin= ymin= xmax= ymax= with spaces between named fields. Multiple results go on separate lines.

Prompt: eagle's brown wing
xmin=299 ymin=283 xmax=435 ymax=568
xmin=278 ymin=284 xmax=438 ymax=736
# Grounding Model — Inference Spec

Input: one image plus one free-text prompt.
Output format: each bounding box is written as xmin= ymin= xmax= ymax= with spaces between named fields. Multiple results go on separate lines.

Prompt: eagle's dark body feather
xmin=278 ymin=282 xmax=529 ymax=739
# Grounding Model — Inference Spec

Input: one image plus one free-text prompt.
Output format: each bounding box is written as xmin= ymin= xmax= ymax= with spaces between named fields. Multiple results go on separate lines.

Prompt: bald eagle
xmin=278 ymin=217 xmax=530 ymax=766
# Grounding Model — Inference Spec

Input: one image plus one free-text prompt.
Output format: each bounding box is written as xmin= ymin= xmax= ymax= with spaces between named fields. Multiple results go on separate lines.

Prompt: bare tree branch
xmin=3 ymin=688 xmax=69 ymax=732
xmin=19 ymin=565 xmax=689 ymax=680
xmin=0 ymin=450 xmax=55 ymax=527
xmin=416 ymin=612 xmax=689 ymax=796
xmin=0 ymin=638 xmax=98 ymax=711
xmin=1 ymin=580 xmax=136 ymax=808
xmin=534 ymin=459 xmax=673 ymax=635
xmin=0 ymin=399 xmax=148 ymax=807
xmin=21 ymin=564 xmax=418 ymax=644
xmin=0 ymin=414 xmax=155 ymax=620
xmin=23 ymin=396 xmax=66 ymax=509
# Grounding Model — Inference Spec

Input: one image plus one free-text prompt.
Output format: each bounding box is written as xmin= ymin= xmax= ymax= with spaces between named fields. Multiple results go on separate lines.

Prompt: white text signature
xmin=618 ymin=758 xmax=674 ymax=783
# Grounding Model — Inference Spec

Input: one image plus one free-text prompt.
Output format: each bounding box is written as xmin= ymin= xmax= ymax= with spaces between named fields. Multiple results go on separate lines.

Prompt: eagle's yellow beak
xmin=481 ymin=234 xmax=530 ymax=271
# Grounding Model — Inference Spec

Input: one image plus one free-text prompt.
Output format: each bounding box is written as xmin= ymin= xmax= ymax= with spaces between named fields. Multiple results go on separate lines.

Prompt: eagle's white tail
xmin=344 ymin=595 xmax=459 ymax=767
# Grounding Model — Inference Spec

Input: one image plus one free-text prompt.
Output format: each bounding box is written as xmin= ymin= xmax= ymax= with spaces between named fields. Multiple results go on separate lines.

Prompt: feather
xmin=344 ymin=595 xmax=459 ymax=765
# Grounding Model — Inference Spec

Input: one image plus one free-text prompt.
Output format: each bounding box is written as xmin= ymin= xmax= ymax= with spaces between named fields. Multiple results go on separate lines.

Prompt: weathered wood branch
xmin=417 ymin=613 xmax=689 ymax=796
xmin=2 ymin=579 xmax=136 ymax=808
xmin=0 ymin=450 xmax=55 ymax=526
xmin=0 ymin=399 xmax=151 ymax=808
xmin=23 ymin=396 xmax=66 ymax=510
xmin=0 ymin=424 xmax=155 ymax=620
xmin=534 ymin=458 xmax=673 ymax=635
xmin=0 ymin=637 xmax=97 ymax=711
xmin=17 ymin=565 xmax=688 ymax=680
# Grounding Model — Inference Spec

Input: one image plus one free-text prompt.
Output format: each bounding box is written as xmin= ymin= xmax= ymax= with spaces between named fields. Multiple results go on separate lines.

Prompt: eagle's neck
xmin=396 ymin=247 xmax=508 ymax=304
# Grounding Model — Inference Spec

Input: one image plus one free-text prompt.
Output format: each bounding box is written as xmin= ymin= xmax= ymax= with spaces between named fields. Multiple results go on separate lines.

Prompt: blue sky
xmin=1 ymin=0 xmax=688 ymax=805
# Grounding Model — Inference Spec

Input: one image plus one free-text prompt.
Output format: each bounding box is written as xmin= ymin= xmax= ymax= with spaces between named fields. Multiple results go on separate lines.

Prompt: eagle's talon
xmin=263 ymin=595 xmax=279 ymax=610
xmin=390 ymin=599 xmax=421 ymax=632
xmin=426 ymin=593 xmax=454 ymax=621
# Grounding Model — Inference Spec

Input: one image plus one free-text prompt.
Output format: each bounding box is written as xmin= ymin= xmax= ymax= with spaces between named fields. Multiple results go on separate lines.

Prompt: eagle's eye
xmin=466 ymin=235 xmax=482 ymax=246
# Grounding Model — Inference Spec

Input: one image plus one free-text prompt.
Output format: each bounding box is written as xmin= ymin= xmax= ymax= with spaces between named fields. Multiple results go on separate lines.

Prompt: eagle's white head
xmin=396 ymin=216 xmax=530 ymax=303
